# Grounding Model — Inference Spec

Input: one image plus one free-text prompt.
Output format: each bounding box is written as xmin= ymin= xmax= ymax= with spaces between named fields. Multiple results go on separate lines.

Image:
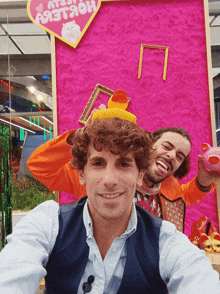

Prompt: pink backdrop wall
xmin=55 ymin=0 xmax=219 ymax=236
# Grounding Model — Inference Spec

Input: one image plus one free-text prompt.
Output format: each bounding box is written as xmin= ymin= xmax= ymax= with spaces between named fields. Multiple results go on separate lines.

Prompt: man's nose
xmin=103 ymin=166 xmax=118 ymax=187
xmin=166 ymin=149 xmax=176 ymax=159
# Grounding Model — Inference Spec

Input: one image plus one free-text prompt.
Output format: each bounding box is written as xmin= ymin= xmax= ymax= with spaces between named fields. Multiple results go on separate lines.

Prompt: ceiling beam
xmin=212 ymin=49 xmax=220 ymax=67
xmin=0 ymin=54 xmax=51 ymax=76
xmin=209 ymin=1 xmax=220 ymax=14
xmin=0 ymin=5 xmax=30 ymax=23
xmin=0 ymin=0 xmax=27 ymax=7
xmin=21 ymin=115 xmax=50 ymax=132
xmin=1 ymin=76 xmax=52 ymax=97
xmin=0 ymin=111 xmax=52 ymax=118
xmin=0 ymin=116 xmax=36 ymax=134
xmin=214 ymin=77 xmax=220 ymax=89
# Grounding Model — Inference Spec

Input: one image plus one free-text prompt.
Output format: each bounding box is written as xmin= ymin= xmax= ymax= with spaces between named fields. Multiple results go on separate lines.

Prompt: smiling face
xmin=144 ymin=132 xmax=191 ymax=185
xmin=78 ymin=145 xmax=144 ymax=223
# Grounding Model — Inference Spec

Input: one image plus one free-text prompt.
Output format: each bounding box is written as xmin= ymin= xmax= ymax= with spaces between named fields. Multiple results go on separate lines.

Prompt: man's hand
xmin=197 ymin=155 xmax=220 ymax=187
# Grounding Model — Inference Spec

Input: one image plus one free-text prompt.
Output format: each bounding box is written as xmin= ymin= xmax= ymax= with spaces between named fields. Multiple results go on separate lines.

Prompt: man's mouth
xmin=99 ymin=193 xmax=122 ymax=199
xmin=156 ymin=159 xmax=171 ymax=175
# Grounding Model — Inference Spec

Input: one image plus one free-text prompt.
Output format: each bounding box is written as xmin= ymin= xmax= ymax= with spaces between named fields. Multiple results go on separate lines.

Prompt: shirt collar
xmin=83 ymin=198 xmax=137 ymax=239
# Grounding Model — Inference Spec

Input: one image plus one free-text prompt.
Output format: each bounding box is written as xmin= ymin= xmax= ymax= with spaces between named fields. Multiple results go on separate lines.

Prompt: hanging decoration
xmin=20 ymin=128 xmax=24 ymax=141
xmin=44 ymin=126 xmax=46 ymax=140
xmin=49 ymin=126 xmax=52 ymax=139
xmin=0 ymin=123 xmax=12 ymax=250
xmin=27 ymin=0 xmax=102 ymax=48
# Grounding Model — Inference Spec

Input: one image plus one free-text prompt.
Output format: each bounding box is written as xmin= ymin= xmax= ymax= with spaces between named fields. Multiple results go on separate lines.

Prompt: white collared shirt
xmin=0 ymin=200 xmax=220 ymax=294
xmin=77 ymin=200 xmax=137 ymax=294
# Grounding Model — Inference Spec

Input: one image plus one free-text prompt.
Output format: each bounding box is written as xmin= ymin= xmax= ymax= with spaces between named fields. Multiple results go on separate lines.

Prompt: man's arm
xmin=0 ymin=200 xmax=59 ymax=293
xmin=160 ymin=175 xmax=216 ymax=205
xmin=179 ymin=154 xmax=219 ymax=205
xmin=26 ymin=130 xmax=86 ymax=198
xmin=159 ymin=221 xmax=220 ymax=294
xmin=161 ymin=153 xmax=220 ymax=205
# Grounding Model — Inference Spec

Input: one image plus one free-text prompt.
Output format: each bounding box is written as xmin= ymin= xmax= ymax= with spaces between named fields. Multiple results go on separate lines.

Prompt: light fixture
xmin=42 ymin=116 xmax=53 ymax=125
xmin=28 ymin=86 xmax=36 ymax=93
xmin=37 ymin=95 xmax=44 ymax=101
xmin=19 ymin=117 xmax=50 ymax=133
xmin=0 ymin=118 xmax=36 ymax=134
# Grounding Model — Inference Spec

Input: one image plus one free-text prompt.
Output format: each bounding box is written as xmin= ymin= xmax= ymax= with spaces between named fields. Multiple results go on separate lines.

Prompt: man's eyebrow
xmin=164 ymin=141 xmax=174 ymax=148
xmin=88 ymin=156 xmax=105 ymax=162
xmin=163 ymin=141 xmax=186 ymax=159
xmin=118 ymin=156 xmax=134 ymax=162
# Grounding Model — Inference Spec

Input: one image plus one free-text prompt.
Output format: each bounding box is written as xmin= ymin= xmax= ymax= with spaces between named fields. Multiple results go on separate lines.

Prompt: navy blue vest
xmin=45 ymin=196 xmax=168 ymax=294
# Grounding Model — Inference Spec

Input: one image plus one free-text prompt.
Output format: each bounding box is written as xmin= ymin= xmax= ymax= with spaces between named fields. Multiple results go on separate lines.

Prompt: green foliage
xmin=11 ymin=175 xmax=55 ymax=211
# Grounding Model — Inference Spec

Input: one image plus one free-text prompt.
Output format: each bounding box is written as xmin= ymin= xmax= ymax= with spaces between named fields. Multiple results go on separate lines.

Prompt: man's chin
xmin=145 ymin=173 xmax=169 ymax=185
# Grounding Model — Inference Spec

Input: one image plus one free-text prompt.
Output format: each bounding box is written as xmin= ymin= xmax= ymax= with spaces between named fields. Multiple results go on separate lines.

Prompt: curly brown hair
xmin=70 ymin=117 xmax=152 ymax=172
xmin=151 ymin=127 xmax=191 ymax=179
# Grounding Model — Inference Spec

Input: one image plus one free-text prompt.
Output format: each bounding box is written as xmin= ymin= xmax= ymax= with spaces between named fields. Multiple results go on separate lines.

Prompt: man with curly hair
xmin=1 ymin=117 xmax=220 ymax=293
xmin=26 ymin=123 xmax=217 ymax=232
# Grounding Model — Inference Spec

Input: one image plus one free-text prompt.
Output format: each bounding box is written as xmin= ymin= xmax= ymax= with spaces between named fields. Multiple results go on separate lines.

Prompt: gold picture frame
xmin=138 ymin=44 xmax=169 ymax=81
xmin=79 ymin=84 xmax=130 ymax=125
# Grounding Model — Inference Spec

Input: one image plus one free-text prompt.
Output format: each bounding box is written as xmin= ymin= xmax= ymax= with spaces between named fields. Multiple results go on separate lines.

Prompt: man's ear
xmin=137 ymin=171 xmax=144 ymax=187
xmin=78 ymin=170 xmax=86 ymax=185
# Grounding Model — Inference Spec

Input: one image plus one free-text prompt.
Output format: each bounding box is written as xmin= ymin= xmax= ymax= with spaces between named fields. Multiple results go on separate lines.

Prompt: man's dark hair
xmin=151 ymin=127 xmax=191 ymax=179
xmin=70 ymin=117 xmax=152 ymax=172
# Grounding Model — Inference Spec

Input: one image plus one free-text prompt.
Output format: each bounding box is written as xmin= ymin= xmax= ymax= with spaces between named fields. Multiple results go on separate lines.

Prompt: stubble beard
xmin=144 ymin=171 xmax=168 ymax=186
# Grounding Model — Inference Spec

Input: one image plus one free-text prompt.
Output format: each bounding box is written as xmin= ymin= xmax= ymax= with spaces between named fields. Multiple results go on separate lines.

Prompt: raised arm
xmin=180 ymin=154 xmax=218 ymax=205
xmin=160 ymin=174 xmax=216 ymax=205
xmin=26 ymin=130 xmax=86 ymax=199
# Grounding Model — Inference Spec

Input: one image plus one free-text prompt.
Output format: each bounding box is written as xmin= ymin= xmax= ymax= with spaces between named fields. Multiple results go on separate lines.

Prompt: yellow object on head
xmin=92 ymin=89 xmax=137 ymax=123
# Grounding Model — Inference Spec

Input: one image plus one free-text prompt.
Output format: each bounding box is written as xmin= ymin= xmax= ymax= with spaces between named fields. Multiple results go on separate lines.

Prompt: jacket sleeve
xmin=178 ymin=176 xmax=216 ymax=205
xmin=0 ymin=200 xmax=59 ymax=294
xmin=160 ymin=176 xmax=216 ymax=206
xmin=26 ymin=130 xmax=87 ymax=199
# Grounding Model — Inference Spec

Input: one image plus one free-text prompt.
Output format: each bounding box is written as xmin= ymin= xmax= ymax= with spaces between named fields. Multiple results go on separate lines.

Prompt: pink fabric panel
xmin=55 ymin=0 xmax=219 ymax=236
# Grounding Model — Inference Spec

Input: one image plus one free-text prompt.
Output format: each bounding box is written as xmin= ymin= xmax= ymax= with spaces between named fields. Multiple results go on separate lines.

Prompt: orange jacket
xmin=27 ymin=130 xmax=216 ymax=216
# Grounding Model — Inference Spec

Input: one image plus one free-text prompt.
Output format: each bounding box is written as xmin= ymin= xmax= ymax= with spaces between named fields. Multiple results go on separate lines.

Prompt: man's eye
xmin=121 ymin=162 xmax=130 ymax=167
xmin=177 ymin=155 xmax=183 ymax=161
xmin=163 ymin=145 xmax=169 ymax=150
xmin=118 ymin=161 xmax=131 ymax=168
xmin=92 ymin=161 xmax=103 ymax=166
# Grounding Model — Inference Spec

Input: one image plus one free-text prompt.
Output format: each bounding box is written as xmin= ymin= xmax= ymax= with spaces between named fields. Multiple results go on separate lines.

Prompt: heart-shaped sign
xmin=27 ymin=0 xmax=102 ymax=48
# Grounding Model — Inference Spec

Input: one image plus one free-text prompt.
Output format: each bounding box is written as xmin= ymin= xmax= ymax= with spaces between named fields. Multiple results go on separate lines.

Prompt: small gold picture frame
xmin=138 ymin=44 xmax=169 ymax=81
xmin=79 ymin=84 xmax=130 ymax=125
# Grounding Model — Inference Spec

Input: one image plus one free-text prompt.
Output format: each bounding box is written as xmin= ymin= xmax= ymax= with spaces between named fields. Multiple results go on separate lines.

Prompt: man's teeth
xmin=157 ymin=160 xmax=168 ymax=170
xmin=102 ymin=193 xmax=120 ymax=199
